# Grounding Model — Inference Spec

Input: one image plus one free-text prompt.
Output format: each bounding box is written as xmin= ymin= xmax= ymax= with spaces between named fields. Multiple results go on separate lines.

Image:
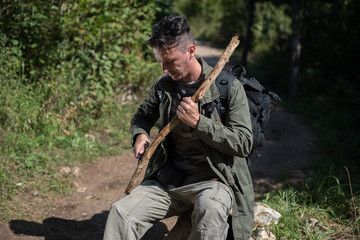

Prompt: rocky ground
xmin=0 ymin=42 xmax=315 ymax=240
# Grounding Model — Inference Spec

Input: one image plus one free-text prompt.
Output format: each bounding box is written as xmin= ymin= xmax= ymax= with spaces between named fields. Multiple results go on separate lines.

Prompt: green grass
xmin=0 ymin=101 xmax=136 ymax=220
xmin=256 ymin=97 xmax=360 ymax=238
xmin=261 ymin=174 xmax=359 ymax=239
xmin=263 ymin=189 xmax=333 ymax=239
xmin=244 ymin=50 xmax=360 ymax=238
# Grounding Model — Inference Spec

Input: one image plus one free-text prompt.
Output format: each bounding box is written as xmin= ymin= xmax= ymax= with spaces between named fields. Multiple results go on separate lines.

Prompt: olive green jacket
xmin=130 ymin=59 xmax=254 ymax=239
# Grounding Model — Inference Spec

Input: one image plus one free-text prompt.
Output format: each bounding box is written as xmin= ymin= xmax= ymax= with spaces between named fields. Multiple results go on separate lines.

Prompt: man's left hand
xmin=176 ymin=97 xmax=200 ymax=128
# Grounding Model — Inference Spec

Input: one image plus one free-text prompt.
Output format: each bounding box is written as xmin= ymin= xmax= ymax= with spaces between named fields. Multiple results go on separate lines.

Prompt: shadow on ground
xmin=9 ymin=212 xmax=107 ymax=240
xmin=9 ymin=212 xmax=168 ymax=240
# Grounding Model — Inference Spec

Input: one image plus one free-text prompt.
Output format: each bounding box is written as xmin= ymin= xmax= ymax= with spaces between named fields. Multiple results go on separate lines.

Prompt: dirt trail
xmin=0 ymin=43 xmax=315 ymax=240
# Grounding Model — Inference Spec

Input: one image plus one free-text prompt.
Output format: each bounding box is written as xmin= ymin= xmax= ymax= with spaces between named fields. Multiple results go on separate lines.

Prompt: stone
xmin=72 ymin=166 xmax=81 ymax=177
xmin=307 ymin=218 xmax=330 ymax=232
xmin=60 ymin=166 xmax=71 ymax=175
xmin=253 ymin=202 xmax=281 ymax=227
xmin=76 ymin=187 xmax=87 ymax=193
xmin=85 ymin=133 xmax=96 ymax=141
xmin=32 ymin=190 xmax=39 ymax=197
xmin=252 ymin=227 xmax=276 ymax=240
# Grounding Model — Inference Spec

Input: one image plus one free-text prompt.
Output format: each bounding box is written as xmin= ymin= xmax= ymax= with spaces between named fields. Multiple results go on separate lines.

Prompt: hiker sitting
xmin=103 ymin=15 xmax=254 ymax=240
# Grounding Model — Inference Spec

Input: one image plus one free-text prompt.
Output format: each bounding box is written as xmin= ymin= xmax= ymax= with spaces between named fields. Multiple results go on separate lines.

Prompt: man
xmin=103 ymin=15 xmax=254 ymax=240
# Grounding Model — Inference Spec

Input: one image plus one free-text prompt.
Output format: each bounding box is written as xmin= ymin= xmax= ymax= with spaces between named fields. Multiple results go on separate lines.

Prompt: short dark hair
xmin=147 ymin=15 xmax=195 ymax=51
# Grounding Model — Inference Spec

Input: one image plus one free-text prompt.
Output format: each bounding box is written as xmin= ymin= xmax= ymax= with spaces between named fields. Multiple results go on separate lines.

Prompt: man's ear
xmin=188 ymin=45 xmax=196 ymax=59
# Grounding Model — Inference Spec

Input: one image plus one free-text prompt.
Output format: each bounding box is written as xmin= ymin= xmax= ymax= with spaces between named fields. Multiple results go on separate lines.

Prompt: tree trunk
xmin=242 ymin=0 xmax=255 ymax=68
xmin=289 ymin=0 xmax=301 ymax=98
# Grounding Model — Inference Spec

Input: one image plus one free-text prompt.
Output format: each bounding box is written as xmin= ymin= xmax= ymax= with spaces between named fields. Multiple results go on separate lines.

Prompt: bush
xmin=0 ymin=0 xmax=161 ymax=206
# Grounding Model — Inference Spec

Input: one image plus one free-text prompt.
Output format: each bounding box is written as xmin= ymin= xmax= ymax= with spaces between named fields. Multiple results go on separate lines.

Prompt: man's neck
xmin=181 ymin=58 xmax=202 ymax=83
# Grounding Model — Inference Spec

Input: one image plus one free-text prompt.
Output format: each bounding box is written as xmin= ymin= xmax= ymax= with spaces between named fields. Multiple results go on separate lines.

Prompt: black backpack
xmin=207 ymin=64 xmax=282 ymax=151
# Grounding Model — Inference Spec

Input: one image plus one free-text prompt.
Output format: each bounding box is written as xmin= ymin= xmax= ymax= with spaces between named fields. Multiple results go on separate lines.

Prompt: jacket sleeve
xmin=130 ymin=78 xmax=161 ymax=146
xmin=191 ymin=79 xmax=253 ymax=157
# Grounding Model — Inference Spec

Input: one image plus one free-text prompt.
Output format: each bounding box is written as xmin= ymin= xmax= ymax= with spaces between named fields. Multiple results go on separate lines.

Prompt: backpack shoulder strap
xmin=207 ymin=70 xmax=235 ymax=123
xmin=232 ymin=64 xmax=265 ymax=92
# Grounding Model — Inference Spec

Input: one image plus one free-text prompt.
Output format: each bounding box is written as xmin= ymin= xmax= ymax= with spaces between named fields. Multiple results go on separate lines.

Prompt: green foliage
xmin=218 ymin=0 xmax=247 ymax=44
xmin=172 ymin=0 xmax=225 ymax=41
xmin=171 ymin=0 xmax=248 ymax=44
xmin=262 ymin=1 xmax=360 ymax=236
xmin=289 ymin=0 xmax=360 ymax=187
xmin=0 ymin=0 xmax=62 ymax=81
xmin=0 ymin=0 xmax=161 ymax=207
xmin=263 ymin=188 xmax=332 ymax=239
xmin=262 ymin=170 xmax=359 ymax=239
xmin=252 ymin=2 xmax=292 ymax=54
xmin=45 ymin=0 xmax=160 ymax=125
xmin=58 ymin=0 xmax=159 ymax=86
xmin=171 ymin=0 xmax=292 ymax=50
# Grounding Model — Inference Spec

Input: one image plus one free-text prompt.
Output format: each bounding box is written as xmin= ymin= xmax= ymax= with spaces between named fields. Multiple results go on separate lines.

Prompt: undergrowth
xmin=257 ymin=73 xmax=360 ymax=238
xmin=0 ymin=0 xmax=161 ymax=220
xmin=0 ymin=102 xmax=137 ymax=220
xmin=262 ymin=173 xmax=359 ymax=239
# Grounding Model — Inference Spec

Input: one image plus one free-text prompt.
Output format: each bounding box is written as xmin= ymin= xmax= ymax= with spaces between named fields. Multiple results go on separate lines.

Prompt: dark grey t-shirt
xmin=169 ymin=80 xmax=217 ymax=185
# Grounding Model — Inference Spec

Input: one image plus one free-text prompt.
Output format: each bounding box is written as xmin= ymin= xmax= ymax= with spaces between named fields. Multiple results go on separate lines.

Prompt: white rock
xmin=72 ymin=166 xmax=81 ymax=177
xmin=76 ymin=187 xmax=87 ymax=193
xmin=32 ymin=190 xmax=39 ymax=197
xmin=252 ymin=227 xmax=276 ymax=240
xmin=85 ymin=134 xmax=96 ymax=141
xmin=307 ymin=218 xmax=330 ymax=232
xmin=254 ymin=202 xmax=281 ymax=226
xmin=60 ymin=166 xmax=71 ymax=174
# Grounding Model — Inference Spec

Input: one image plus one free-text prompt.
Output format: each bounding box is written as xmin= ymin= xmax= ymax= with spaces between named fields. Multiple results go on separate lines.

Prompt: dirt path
xmin=0 ymin=43 xmax=315 ymax=240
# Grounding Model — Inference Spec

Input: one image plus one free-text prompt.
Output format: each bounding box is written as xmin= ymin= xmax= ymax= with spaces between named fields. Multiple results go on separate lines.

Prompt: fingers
xmin=178 ymin=97 xmax=193 ymax=112
xmin=178 ymin=103 xmax=187 ymax=113
xmin=177 ymin=98 xmax=190 ymax=115
xmin=134 ymin=140 xmax=149 ymax=158
xmin=181 ymin=97 xmax=194 ymax=105
xmin=133 ymin=134 xmax=149 ymax=158
xmin=176 ymin=97 xmax=200 ymax=128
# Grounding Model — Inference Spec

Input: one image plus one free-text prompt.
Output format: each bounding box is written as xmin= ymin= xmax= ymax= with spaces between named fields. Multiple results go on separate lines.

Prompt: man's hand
xmin=133 ymin=134 xmax=150 ymax=158
xmin=176 ymin=97 xmax=200 ymax=128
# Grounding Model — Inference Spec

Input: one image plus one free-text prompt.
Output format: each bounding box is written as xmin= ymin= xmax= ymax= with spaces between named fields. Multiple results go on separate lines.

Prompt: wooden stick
xmin=124 ymin=36 xmax=240 ymax=194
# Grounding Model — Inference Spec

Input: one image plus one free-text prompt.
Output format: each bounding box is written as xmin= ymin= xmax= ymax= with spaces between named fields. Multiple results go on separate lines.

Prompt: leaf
xmin=11 ymin=40 xmax=19 ymax=46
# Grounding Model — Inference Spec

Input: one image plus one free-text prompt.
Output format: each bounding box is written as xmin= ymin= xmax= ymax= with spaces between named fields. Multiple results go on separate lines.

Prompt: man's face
xmin=153 ymin=45 xmax=192 ymax=82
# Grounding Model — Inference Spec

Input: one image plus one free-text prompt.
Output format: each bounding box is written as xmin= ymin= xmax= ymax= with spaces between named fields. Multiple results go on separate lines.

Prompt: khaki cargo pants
xmin=103 ymin=179 xmax=232 ymax=240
